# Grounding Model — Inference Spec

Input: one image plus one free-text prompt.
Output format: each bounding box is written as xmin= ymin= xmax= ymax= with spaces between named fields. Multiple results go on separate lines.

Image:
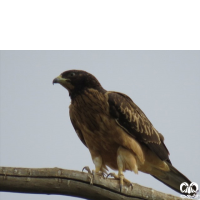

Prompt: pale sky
xmin=0 ymin=51 xmax=200 ymax=200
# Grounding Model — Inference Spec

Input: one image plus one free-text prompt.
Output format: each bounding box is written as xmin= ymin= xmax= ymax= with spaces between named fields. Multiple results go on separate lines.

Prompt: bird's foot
xmin=82 ymin=166 xmax=105 ymax=184
xmin=107 ymin=172 xmax=133 ymax=192
xmin=82 ymin=166 xmax=93 ymax=184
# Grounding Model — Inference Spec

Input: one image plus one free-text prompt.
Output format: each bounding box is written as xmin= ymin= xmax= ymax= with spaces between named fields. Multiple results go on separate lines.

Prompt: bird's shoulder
xmin=106 ymin=91 xmax=155 ymax=135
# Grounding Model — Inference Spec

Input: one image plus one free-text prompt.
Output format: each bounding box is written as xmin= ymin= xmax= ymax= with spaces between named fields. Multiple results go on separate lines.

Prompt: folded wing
xmin=107 ymin=92 xmax=171 ymax=164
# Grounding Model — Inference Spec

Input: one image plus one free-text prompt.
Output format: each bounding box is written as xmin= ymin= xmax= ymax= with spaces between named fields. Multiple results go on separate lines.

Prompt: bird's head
xmin=53 ymin=70 xmax=105 ymax=98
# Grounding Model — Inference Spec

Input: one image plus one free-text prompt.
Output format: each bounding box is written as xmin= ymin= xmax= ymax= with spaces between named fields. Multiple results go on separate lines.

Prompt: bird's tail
xmin=151 ymin=163 xmax=197 ymax=197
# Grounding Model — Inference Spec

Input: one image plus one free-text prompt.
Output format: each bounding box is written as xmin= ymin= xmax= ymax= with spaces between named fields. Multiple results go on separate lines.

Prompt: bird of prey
xmin=53 ymin=70 xmax=193 ymax=195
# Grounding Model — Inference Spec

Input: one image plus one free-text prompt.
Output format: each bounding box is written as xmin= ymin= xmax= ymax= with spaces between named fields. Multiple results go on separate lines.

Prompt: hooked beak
xmin=53 ymin=75 xmax=70 ymax=85
xmin=52 ymin=78 xmax=59 ymax=84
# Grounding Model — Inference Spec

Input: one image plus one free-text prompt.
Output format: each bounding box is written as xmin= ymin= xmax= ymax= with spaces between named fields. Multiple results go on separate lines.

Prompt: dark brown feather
xmin=70 ymin=114 xmax=87 ymax=147
xmin=107 ymin=92 xmax=171 ymax=163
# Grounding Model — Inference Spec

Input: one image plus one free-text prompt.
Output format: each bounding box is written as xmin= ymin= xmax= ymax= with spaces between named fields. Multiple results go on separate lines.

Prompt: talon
xmin=106 ymin=174 xmax=110 ymax=178
xmin=101 ymin=171 xmax=107 ymax=178
xmin=120 ymin=184 xmax=123 ymax=192
xmin=106 ymin=171 xmax=132 ymax=192
xmin=130 ymin=183 xmax=134 ymax=190
xmin=106 ymin=172 xmax=117 ymax=179
xmin=119 ymin=174 xmax=124 ymax=192
xmin=82 ymin=166 xmax=108 ymax=183
xmin=82 ymin=166 xmax=92 ymax=174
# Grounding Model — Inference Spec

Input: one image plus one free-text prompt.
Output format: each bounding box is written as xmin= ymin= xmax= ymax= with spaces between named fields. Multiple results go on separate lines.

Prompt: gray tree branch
xmin=0 ymin=167 xmax=184 ymax=200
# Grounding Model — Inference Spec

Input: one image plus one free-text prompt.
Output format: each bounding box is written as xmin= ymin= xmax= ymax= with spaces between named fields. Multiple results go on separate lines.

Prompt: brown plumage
xmin=53 ymin=70 xmax=193 ymax=195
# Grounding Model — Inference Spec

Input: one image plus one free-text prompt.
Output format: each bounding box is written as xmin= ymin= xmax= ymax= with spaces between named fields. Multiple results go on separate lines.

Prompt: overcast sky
xmin=0 ymin=51 xmax=200 ymax=200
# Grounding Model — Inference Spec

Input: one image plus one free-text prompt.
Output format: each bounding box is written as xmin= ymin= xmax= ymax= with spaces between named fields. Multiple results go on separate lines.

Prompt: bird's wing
xmin=107 ymin=91 xmax=171 ymax=163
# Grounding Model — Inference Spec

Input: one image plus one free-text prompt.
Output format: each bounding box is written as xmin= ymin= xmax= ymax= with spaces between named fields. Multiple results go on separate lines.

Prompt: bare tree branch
xmin=0 ymin=167 xmax=184 ymax=200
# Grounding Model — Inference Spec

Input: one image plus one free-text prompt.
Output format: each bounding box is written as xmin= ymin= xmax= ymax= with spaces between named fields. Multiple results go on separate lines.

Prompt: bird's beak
xmin=53 ymin=75 xmax=69 ymax=85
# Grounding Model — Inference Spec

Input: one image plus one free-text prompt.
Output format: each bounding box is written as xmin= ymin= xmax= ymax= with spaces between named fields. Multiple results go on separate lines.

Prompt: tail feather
xmin=151 ymin=163 xmax=194 ymax=195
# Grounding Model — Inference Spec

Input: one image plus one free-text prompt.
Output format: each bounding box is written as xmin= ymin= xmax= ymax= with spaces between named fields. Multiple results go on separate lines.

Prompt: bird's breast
xmin=70 ymin=89 xmax=119 ymax=151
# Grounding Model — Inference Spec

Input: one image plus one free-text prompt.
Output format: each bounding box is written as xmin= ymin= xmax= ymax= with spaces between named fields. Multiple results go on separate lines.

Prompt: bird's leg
xmin=82 ymin=155 xmax=104 ymax=184
xmin=92 ymin=156 xmax=105 ymax=178
xmin=107 ymin=147 xmax=134 ymax=192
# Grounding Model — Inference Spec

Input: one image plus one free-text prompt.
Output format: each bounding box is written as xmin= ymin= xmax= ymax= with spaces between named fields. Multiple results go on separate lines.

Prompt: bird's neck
xmin=70 ymin=86 xmax=106 ymax=102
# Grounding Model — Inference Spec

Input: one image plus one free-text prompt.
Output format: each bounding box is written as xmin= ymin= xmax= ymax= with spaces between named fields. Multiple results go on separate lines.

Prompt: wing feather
xmin=107 ymin=91 xmax=171 ymax=163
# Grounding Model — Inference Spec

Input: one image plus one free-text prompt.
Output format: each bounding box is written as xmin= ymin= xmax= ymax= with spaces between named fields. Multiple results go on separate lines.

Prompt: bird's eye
xmin=69 ymin=72 xmax=76 ymax=77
